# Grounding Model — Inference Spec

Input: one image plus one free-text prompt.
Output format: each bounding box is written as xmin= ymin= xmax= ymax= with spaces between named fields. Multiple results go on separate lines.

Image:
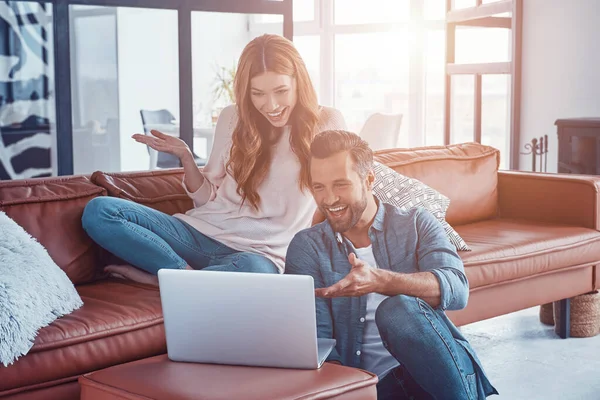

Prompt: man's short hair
xmin=310 ymin=130 xmax=374 ymax=178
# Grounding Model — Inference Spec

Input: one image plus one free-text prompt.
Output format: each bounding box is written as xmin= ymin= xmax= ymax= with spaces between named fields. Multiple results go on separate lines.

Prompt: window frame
xmin=16 ymin=0 xmax=293 ymax=175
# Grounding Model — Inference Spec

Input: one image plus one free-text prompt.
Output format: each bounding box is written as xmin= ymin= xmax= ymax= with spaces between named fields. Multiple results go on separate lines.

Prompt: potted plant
xmin=211 ymin=63 xmax=236 ymax=125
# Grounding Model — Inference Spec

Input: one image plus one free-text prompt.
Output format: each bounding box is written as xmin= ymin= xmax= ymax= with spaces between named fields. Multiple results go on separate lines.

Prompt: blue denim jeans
xmin=81 ymin=197 xmax=278 ymax=275
xmin=375 ymin=295 xmax=490 ymax=400
xmin=377 ymin=363 xmax=432 ymax=400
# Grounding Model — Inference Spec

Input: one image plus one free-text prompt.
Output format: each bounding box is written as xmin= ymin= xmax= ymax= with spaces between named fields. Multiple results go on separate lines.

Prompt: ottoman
xmin=79 ymin=355 xmax=378 ymax=400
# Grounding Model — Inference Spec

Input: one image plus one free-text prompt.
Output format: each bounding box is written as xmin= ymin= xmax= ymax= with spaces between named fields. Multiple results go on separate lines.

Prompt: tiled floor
xmin=462 ymin=307 xmax=600 ymax=400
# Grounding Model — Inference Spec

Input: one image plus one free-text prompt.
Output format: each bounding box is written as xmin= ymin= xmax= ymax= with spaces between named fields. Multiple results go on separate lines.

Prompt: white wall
xmin=519 ymin=0 xmax=600 ymax=172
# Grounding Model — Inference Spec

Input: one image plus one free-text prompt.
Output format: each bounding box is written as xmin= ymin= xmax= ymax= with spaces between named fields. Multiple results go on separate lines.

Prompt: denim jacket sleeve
xmin=285 ymin=233 xmax=343 ymax=364
xmin=415 ymin=208 xmax=469 ymax=311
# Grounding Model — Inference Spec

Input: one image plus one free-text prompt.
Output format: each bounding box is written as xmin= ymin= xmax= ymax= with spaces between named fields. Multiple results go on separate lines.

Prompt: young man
xmin=285 ymin=130 xmax=497 ymax=399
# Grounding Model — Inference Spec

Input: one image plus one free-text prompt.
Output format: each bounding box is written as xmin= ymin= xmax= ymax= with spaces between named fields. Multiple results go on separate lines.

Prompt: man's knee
xmin=375 ymin=295 xmax=420 ymax=339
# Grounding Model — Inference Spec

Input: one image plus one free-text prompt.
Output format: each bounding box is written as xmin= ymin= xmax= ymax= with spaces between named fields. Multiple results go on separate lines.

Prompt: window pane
xmin=425 ymin=30 xmax=445 ymax=146
xmin=192 ymin=13 xmax=283 ymax=158
xmin=334 ymin=0 xmax=409 ymax=24
xmin=293 ymin=35 xmax=320 ymax=102
xmin=482 ymin=75 xmax=510 ymax=169
xmin=425 ymin=0 xmax=446 ymax=20
xmin=453 ymin=0 xmax=476 ymax=10
xmin=293 ymin=0 xmax=315 ymax=21
xmin=456 ymin=27 xmax=511 ymax=64
xmin=451 ymin=75 xmax=474 ymax=144
xmin=70 ymin=6 xmax=179 ymax=174
xmin=71 ymin=5 xmax=104 ymax=10
xmin=335 ymin=31 xmax=409 ymax=147
xmin=253 ymin=0 xmax=314 ymax=23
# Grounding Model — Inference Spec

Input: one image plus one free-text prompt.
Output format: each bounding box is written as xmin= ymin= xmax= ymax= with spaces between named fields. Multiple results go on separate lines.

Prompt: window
xmin=451 ymin=75 xmax=475 ymax=145
xmin=292 ymin=35 xmax=320 ymax=101
xmin=192 ymin=12 xmax=283 ymax=160
xmin=251 ymin=0 xmax=513 ymax=163
xmin=70 ymin=6 xmax=179 ymax=174
xmin=425 ymin=29 xmax=445 ymax=146
xmin=252 ymin=0 xmax=315 ymax=23
xmin=334 ymin=31 xmax=410 ymax=145
xmin=453 ymin=0 xmax=477 ymax=9
xmin=0 ymin=0 xmax=290 ymax=178
xmin=482 ymin=75 xmax=510 ymax=169
xmin=69 ymin=7 xmax=286 ymax=174
xmin=456 ymin=27 xmax=511 ymax=64
xmin=424 ymin=0 xmax=445 ymax=20
xmin=334 ymin=0 xmax=409 ymax=24
xmin=251 ymin=0 xmax=448 ymax=149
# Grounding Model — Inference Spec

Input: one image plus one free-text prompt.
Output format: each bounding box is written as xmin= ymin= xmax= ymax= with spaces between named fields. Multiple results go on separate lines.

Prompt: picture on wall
xmin=0 ymin=1 xmax=53 ymax=180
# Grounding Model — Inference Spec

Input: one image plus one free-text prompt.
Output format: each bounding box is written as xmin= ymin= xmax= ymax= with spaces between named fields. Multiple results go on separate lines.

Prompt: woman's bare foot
xmin=104 ymin=264 xmax=159 ymax=286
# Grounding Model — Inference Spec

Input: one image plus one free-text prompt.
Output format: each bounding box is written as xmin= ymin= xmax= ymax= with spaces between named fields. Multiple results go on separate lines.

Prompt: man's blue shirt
xmin=285 ymin=201 xmax=495 ymax=395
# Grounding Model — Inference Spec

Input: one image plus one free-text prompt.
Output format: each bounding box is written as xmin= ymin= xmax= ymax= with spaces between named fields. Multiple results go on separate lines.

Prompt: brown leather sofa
xmin=1 ymin=142 xmax=599 ymax=400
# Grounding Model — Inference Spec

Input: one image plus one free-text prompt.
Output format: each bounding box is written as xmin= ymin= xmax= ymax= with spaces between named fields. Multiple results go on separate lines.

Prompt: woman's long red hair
xmin=227 ymin=34 xmax=319 ymax=210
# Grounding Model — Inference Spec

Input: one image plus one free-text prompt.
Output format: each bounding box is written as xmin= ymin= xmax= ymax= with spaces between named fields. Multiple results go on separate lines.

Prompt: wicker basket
xmin=539 ymin=302 xmax=555 ymax=326
xmin=553 ymin=291 xmax=600 ymax=338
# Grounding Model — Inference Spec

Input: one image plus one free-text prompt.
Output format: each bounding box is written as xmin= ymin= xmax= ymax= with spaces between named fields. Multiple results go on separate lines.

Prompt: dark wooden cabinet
xmin=556 ymin=118 xmax=600 ymax=175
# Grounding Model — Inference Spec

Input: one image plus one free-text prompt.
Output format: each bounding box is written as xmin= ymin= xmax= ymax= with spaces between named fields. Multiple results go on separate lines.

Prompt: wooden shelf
xmin=446 ymin=62 xmax=511 ymax=75
xmin=447 ymin=0 xmax=512 ymax=24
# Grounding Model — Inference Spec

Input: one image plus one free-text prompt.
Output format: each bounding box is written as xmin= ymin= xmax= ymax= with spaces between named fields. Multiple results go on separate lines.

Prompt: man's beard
xmin=323 ymin=190 xmax=368 ymax=233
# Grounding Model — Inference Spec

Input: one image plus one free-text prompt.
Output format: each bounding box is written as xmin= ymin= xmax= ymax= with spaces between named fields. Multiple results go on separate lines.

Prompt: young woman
xmin=82 ymin=34 xmax=346 ymax=285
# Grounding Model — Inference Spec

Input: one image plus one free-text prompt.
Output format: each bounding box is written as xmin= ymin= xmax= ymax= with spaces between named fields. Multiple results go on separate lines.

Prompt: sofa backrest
xmin=91 ymin=143 xmax=500 ymax=227
xmin=91 ymin=169 xmax=192 ymax=216
xmin=374 ymin=142 xmax=500 ymax=226
xmin=0 ymin=175 xmax=106 ymax=284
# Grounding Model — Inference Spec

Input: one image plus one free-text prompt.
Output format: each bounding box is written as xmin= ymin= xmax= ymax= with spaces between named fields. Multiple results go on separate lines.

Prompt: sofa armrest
xmin=498 ymin=170 xmax=600 ymax=230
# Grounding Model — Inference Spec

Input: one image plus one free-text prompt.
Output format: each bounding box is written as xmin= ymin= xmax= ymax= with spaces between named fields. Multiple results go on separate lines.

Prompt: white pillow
xmin=373 ymin=162 xmax=470 ymax=251
xmin=0 ymin=211 xmax=83 ymax=366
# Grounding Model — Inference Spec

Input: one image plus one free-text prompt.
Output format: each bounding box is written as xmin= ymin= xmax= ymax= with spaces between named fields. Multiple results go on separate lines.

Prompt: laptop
xmin=158 ymin=269 xmax=336 ymax=369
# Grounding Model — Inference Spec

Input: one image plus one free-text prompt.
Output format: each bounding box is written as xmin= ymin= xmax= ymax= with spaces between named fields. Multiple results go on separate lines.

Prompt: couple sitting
xmin=81 ymin=34 xmax=497 ymax=399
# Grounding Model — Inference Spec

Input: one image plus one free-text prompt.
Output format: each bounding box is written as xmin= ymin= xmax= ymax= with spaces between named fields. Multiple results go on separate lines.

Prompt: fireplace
xmin=556 ymin=118 xmax=600 ymax=175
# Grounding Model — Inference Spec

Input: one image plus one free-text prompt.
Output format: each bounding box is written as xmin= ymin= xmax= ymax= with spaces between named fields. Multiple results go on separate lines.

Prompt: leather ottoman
xmin=79 ymin=355 xmax=378 ymax=400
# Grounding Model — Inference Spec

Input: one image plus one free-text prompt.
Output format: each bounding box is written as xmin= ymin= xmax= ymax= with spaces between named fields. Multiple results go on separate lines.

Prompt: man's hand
xmin=315 ymin=253 xmax=384 ymax=298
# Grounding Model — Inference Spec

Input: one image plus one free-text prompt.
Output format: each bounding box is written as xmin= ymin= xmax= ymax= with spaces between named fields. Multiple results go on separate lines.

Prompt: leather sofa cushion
xmin=456 ymin=219 xmax=600 ymax=289
xmin=0 ymin=176 xmax=106 ymax=284
xmin=79 ymin=354 xmax=378 ymax=400
xmin=374 ymin=142 xmax=499 ymax=226
xmin=91 ymin=169 xmax=192 ymax=216
xmin=0 ymin=280 xmax=166 ymax=395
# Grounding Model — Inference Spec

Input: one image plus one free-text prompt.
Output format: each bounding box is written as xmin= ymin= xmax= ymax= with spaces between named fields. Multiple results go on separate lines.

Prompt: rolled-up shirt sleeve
xmin=415 ymin=209 xmax=469 ymax=311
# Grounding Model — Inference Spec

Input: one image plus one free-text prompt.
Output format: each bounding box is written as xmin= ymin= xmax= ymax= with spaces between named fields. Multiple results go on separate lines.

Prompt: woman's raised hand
xmin=132 ymin=130 xmax=191 ymax=160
